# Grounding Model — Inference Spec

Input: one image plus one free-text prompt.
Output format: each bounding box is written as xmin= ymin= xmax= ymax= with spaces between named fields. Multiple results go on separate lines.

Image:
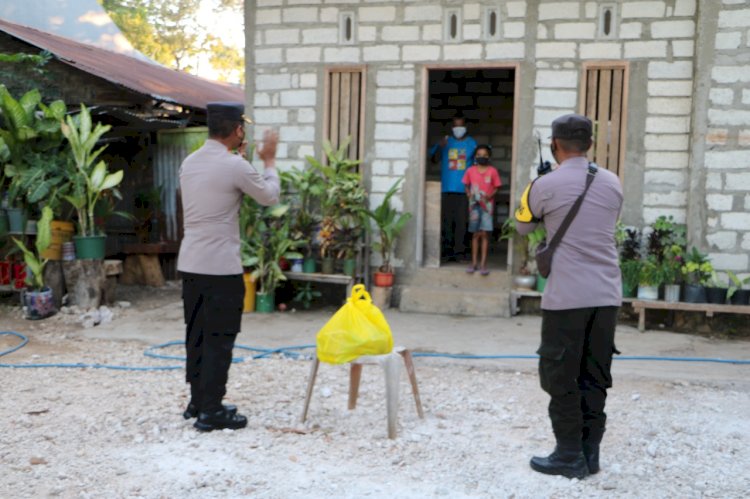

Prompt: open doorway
xmin=423 ymin=68 xmax=516 ymax=271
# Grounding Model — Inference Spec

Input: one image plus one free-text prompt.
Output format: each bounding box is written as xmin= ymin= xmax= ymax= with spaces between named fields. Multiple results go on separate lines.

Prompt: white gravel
xmin=2 ymin=326 xmax=749 ymax=498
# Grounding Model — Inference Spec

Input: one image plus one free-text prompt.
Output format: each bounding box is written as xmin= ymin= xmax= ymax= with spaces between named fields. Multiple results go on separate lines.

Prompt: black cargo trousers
xmin=537 ymin=306 xmax=619 ymax=449
xmin=182 ymin=272 xmax=244 ymax=414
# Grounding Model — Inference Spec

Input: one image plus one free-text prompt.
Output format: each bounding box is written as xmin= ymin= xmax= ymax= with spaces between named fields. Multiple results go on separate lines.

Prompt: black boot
xmin=582 ymin=442 xmax=600 ymax=474
xmin=530 ymin=445 xmax=589 ymax=479
xmin=194 ymin=407 xmax=247 ymax=432
xmin=183 ymin=403 xmax=238 ymax=420
xmin=582 ymin=427 xmax=604 ymax=474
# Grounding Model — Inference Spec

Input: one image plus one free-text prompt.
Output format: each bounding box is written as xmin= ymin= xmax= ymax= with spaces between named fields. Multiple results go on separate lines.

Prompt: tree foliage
xmin=100 ymin=0 xmax=244 ymax=80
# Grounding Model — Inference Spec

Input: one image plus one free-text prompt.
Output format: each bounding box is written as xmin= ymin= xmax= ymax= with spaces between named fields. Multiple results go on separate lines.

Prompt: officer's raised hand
xmin=256 ymin=129 xmax=278 ymax=168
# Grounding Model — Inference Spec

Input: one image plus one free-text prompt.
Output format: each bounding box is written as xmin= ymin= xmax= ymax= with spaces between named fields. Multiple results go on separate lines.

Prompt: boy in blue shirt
xmin=429 ymin=116 xmax=478 ymax=261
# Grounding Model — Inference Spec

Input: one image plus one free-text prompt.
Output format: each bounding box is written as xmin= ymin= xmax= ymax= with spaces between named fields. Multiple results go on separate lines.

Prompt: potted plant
xmin=11 ymin=205 xmax=56 ymax=319
xmin=367 ymin=178 xmax=412 ymax=288
xmin=500 ymin=218 xmax=546 ymax=290
xmin=281 ymin=165 xmax=324 ymax=273
xmin=293 ymin=282 xmax=322 ymax=310
xmin=680 ymin=247 xmax=712 ymax=303
xmin=308 ymin=139 xmax=364 ymax=274
xmin=60 ymin=105 xmax=124 ymax=259
xmin=727 ymin=271 xmax=750 ymax=305
xmin=637 ymin=256 xmax=661 ymax=300
xmin=241 ymin=203 xmax=304 ymax=313
xmin=0 ymin=86 xmax=68 ymax=234
xmin=705 ymin=272 xmax=728 ymax=304
xmin=619 ymin=227 xmax=641 ymax=298
xmin=660 ymin=244 xmax=683 ymax=303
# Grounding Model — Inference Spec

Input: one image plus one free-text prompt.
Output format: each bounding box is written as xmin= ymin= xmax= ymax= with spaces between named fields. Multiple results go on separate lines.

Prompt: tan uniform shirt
xmin=517 ymin=156 xmax=623 ymax=310
xmin=177 ymin=139 xmax=280 ymax=275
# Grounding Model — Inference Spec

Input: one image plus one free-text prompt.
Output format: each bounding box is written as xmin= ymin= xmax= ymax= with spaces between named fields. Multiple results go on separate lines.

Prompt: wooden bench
xmin=630 ymin=300 xmax=750 ymax=332
xmin=282 ymin=271 xmax=355 ymax=295
xmin=509 ymin=289 xmax=636 ymax=317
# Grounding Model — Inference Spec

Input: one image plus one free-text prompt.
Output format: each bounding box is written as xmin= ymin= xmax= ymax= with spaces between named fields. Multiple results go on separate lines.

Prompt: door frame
xmin=416 ymin=62 xmax=521 ymax=269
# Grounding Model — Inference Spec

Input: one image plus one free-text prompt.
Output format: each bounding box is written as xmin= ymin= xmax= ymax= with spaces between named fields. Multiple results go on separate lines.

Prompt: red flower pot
xmin=12 ymin=263 xmax=26 ymax=289
xmin=373 ymin=271 xmax=394 ymax=287
xmin=0 ymin=261 xmax=10 ymax=285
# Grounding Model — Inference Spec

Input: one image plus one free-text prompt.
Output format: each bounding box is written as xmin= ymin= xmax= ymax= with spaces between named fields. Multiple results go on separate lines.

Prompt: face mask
xmin=476 ymin=157 xmax=490 ymax=166
xmin=452 ymin=126 xmax=466 ymax=139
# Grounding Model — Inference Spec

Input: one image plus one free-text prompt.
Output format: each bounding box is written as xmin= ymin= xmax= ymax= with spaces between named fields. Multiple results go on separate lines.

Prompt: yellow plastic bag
xmin=316 ymin=284 xmax=394 ymax=364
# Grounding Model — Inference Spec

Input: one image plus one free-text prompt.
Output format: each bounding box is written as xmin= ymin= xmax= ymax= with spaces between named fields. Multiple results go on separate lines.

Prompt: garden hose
xmin=1 ymin=331 xmax=749 ymax=370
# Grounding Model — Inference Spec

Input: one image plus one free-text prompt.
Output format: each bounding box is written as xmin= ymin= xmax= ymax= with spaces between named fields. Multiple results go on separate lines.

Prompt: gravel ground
xmin=2 ymin=319 xmax=749 ymax=499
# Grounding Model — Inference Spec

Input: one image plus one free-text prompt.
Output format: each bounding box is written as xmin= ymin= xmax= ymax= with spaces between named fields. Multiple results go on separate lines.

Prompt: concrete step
xmin=403 ymin=266 xmax=510 ymax=291
xmin=399 ymin=285 xmax=510 ymax=317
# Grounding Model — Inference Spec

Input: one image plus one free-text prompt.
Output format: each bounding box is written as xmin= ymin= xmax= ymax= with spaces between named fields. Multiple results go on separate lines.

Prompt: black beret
xmin=551 ymin=114 xmax=592 ymax=140
xmin=206 ymin=102 xmax=253 ymax=124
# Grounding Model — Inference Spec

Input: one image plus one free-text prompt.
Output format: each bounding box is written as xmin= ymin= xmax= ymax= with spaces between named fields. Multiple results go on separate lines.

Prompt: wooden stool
xmin=300 ymin=347 xmax=424 ymax=439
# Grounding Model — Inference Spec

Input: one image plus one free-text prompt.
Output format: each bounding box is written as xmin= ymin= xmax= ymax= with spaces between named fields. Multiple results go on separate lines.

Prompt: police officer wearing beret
xmin=178 ymin=102 xmax=280 ymax=431
xmin=515 ymin=114 xmax=623 ymax=478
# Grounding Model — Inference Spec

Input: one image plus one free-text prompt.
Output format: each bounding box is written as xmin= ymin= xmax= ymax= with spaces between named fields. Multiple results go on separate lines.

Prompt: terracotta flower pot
xmin=373 ymin=271 xmax=394 ymax=287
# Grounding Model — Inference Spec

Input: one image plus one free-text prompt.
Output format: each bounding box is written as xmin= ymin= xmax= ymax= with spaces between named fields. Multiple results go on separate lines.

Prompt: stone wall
xmin=245 ymin=0 xmax=749 ymax=275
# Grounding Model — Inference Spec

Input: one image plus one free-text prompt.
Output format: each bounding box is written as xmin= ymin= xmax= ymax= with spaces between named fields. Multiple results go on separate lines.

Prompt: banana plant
xmin=61 ymin=105 xmax=123 ymax=236
xmin=366 ymin=178 xmax=412 ymax=274
xmin=12 ymin=205 xmax=53 ymax=290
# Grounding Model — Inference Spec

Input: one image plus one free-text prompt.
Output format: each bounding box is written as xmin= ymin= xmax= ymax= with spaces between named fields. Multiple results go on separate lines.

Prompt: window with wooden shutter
xmin=324 ymin=68 xmax=366 ymax=163
xmin=580 ymin=62 xmax=628 ymax=177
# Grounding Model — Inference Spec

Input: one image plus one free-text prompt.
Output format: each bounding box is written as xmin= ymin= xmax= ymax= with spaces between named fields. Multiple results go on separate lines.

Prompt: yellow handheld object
xmin=515 ymin=181 xmax=539 ymax=223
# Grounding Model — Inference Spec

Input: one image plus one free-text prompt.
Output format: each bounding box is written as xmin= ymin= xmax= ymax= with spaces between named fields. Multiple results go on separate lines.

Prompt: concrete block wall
xmin=246 ymin=0 xmax=749 ymax=274
xmin=532 ymin=0 xmax=697 ymax=229
xmin=700 ymin=0 xmax=750 ymax=277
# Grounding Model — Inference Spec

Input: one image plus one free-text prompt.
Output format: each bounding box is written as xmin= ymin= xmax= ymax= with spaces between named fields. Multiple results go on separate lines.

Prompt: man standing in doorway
xmin=178 ymin=102 xmax=280 ymax=432
xmin=515 ymin=114 xmax=623 ymax=478
xmin=430 ymin=116 xmax=478 ymax=261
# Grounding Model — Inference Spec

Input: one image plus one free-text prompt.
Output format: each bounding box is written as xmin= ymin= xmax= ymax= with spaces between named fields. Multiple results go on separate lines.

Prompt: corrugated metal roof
xmin=0 ymin=18 xmax=244 ymax=110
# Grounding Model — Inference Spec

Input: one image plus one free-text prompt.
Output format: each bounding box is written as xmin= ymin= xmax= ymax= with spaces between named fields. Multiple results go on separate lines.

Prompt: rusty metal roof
xmin=0 ymin=18 xmax=244 ymax=110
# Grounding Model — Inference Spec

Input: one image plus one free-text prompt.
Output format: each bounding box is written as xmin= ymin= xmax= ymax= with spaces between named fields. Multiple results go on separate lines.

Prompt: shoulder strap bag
xmin=535 ymin=163 xmax=598 ymax=278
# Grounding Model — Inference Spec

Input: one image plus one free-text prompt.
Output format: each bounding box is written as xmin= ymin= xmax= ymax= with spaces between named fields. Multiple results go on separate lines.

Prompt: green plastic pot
xmin=255 ymin=292 xmax=275 ymax=313
xmin=342 ymin=258 xmax=356 ymax=277
xmin=302 ymin=258 xmax=316 ymax=273
xmin=535 ymin=275 xmax=547 ymax=293
xmin=321 ymin=257 xmax=335 ymax=275
xmin=73 ymin=235 xmax=106 ymax=260
xmin=6 ymin=207 xmax=26 ymax=234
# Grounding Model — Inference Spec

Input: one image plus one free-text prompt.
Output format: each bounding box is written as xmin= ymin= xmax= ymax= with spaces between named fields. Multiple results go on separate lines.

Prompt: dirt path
xmin=2 ymin=286 xmax=749 ymax=498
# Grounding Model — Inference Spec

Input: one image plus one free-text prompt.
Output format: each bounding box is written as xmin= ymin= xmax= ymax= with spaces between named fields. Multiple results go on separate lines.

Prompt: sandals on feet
xmin=466 ymin=266 xmax=477 ymax=274
xmin=480 ymin=268 xmax=490 ymax=276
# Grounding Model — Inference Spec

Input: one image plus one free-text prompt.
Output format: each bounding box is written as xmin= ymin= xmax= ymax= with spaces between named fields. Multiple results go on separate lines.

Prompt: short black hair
xmin=556 ymin=137 xmax=592 ymax=153
xmin=208 ymin=117 xmax=241 ymax=139
xmin=476 ymin=144 xmax=492 ymax=156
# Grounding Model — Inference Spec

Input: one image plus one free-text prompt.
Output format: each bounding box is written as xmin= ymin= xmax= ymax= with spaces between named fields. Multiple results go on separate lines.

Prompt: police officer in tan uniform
xmin=178 ymin=102 xmax=280 ymax=431
xmin=516 ymin=114 xmax=623 ymax=478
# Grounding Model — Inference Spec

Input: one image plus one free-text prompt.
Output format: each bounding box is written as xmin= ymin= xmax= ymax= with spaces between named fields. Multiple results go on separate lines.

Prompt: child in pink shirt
xmin=462 ymin=145 xmax=502 ymax=275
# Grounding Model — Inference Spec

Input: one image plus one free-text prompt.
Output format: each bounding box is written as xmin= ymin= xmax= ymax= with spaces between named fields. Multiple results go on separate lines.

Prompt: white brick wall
xmin=538 ymin=2 xmax=580 ymax=21
xmin=358 ymin=6 xmax=395 ymax=22
xmin=382 ymin=26 xmax=420 ymax=42
xmin=485 ymin=43 xmax=525 ymax=59
xmin=624 ymin=41 xmax=667 ymax=58
xmin=246 ymin=0 xmax=750 ymax=275
xmin=707 ymin=232 xmax=737 ymax=251
xmin=376 ymin=70 xmax=415 ymax=87
xmin=404 ymin=5 xmax=442 ymax=22
xmin=376 ymin=88 xmax=416 ymax=106
xmin=554 ymin=23 xmax=596 ymax=39
xmin=706 ymin=194 xmax=734 ymax=211
xmin=580 ymin=43 xmax=622 ymax=59
xmin=650 ymin=21 xmax=695 ymax=38
xmin=621 ymin=1 xmax=666 ymax=19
